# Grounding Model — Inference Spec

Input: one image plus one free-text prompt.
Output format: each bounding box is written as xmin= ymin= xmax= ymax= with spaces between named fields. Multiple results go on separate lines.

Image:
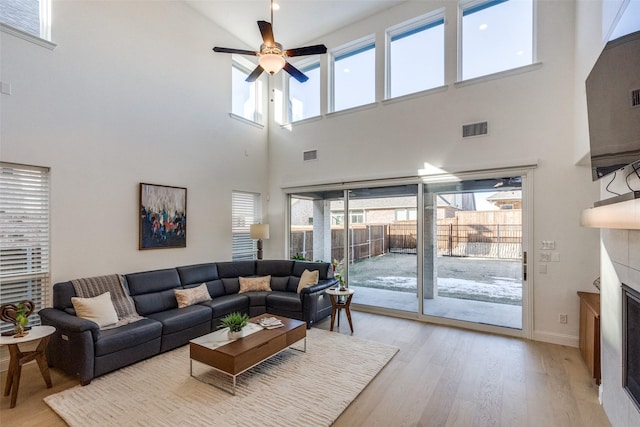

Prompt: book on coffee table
xmin=257 ymin=317 xmax=284 ymax=329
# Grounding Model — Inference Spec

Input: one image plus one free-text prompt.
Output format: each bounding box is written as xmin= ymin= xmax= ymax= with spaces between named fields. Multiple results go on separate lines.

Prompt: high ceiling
xmin=186 ymin=0 xmax=405 ymax=49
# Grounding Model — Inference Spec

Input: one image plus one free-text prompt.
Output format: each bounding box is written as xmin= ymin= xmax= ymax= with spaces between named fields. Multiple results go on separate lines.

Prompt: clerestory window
xmin=387 ymin=11 xmax=445 ymax=99
xmin=460 ymin=0 xmax=534 ymax=81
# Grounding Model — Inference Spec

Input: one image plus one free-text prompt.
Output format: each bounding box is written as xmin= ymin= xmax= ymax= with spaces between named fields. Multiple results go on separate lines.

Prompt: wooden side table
xmin=577 ymin=291 xmax=601 ymax=384
xmin=326 ymin=288 xmax=355 ymax=333
xmin=0 ymin=325 xmax=56 ymax=408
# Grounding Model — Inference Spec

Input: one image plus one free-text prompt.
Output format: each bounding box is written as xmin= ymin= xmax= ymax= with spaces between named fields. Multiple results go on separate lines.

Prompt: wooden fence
xmin=290 ymin=222 xmax=522 ymax=261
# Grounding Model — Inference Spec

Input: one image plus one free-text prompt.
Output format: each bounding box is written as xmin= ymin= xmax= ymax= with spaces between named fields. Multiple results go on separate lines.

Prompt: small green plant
xmin=220 ymin=312 xmax=249 ymax=332
xmin=291 ymin=253 xmax=309 ymax=261
xmin=15 ymin=303 xmax=30 ymax=328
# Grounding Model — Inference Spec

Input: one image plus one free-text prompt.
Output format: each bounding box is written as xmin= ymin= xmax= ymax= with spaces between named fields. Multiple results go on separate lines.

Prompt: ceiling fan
xmin=212 ymin=0 xmax=327 ymax=83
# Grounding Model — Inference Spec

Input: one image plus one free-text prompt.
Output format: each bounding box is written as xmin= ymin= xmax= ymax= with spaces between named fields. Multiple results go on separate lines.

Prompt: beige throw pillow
xmin=174 ymin=283 xmax=212 ymax=308
xmin=297 ymin=269 xmax=319 ymax=294
xmin=72 ymin=292 xmax=119 ymax=328
xmin=238 ymin=276 xmax=272 ymax=293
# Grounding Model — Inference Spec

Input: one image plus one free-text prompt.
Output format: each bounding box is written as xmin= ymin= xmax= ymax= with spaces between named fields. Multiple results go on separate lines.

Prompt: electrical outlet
xmin=559 ymin=313 xmax=568 ymax=324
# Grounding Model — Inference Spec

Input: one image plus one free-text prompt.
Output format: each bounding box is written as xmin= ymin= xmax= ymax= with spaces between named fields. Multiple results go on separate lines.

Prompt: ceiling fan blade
xmin=213 ymin=47 xmax=259 ymax=56
xmin=257 ymin=21 xmax=275 ymax=47
xmin=283 ymin=62 xmax=309 ymax=83
xmin=245 ymin=65 xmax=265 ymax=82
xmin=284 ymin=45 xmax=328 ymax=57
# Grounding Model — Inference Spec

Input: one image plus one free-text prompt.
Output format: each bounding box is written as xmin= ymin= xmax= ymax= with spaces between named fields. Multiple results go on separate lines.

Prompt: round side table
xmin=0 ymin=325 xmax=56 ymax=408
xmin=325 ymin=288 xmax=355 ymax=333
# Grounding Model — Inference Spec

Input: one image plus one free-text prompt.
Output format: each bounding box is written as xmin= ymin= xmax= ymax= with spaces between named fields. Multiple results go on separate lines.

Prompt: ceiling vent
xmin=632 ymin=88 xmax=640 ymax=108
xmin=462 ymin=121 xmax=488 ymax=138
xmin=303 ymin=149 xmax=318 ymax=161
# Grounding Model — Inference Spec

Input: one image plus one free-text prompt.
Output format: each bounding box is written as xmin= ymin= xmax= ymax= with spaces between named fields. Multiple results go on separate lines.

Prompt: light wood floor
xmin=1 ymin=312 xmax=611 ymax=427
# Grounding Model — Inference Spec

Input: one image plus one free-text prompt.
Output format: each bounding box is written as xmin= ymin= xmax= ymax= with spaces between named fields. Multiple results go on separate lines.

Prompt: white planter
xmin=228 ymin=329 xmax=244 ymax=340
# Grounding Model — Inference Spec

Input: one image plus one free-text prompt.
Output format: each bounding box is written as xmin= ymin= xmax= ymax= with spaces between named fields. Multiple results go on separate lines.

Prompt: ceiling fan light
xmin=259 ymin=54 xmax=286 ymax=75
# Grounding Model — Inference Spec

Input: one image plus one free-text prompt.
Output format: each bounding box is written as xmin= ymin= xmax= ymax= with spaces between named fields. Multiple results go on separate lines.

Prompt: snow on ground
xmin=349 ymin=253 xmax=522 ymax=305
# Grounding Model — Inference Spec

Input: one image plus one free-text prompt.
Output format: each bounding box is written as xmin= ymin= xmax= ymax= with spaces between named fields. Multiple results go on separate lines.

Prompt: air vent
xmin=303 ymin=149 xmax=318 ymax=161
xmin=462 ymin=121 xmax=488 ymax=138
xmin=632 ymin=89 xmax=640 ymax=108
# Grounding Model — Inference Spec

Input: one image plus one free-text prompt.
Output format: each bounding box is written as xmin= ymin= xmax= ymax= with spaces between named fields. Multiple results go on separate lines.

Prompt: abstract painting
xmin=139 ymin=183 xmax=187 ymax=250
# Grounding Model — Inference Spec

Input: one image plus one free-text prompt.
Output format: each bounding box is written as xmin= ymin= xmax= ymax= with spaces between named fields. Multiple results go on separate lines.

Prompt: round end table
xmin=325 ymin=288 xmax=355 ymax=333
xmin=0 ymin=325 xmax=56 ymax=408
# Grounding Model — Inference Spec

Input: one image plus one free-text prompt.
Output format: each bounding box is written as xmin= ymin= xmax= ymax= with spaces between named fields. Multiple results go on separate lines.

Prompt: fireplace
xmin=623 ymin=284 xmax=640 ymax=412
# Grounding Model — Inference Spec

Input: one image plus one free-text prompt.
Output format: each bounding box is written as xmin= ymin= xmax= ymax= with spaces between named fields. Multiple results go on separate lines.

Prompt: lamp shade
xmin=258 ymin=54 xmax=286 ymax=75
xmin=250 ymin=223 xmax=270 ymax=239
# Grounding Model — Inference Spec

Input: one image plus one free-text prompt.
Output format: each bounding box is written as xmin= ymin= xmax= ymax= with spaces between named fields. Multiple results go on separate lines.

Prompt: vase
xmin=228 ymin=329 xmax=244 ymax=340
xmin=13 ymin=324 xmax=28 ymax=338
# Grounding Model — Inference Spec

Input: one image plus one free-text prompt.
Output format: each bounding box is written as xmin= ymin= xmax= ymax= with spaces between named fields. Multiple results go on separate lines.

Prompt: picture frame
xmin=139 ymin=183 xmax=187 ymax=250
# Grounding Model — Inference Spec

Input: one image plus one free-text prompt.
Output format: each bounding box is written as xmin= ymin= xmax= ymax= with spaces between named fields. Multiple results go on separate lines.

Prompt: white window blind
xmin=0 ymin=163 xmax=50 ymax=333
xmin=231 ymin=191 xmax=260 ymax=261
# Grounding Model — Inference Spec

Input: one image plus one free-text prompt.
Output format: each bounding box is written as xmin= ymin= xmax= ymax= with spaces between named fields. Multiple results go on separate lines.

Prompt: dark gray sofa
xmin=39 ymin=260 xmax=336 ymax=385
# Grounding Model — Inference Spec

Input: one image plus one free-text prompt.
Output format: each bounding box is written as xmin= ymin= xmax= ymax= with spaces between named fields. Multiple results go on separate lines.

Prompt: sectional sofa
xmin=39 ymin=260 xmax=336 ymax=385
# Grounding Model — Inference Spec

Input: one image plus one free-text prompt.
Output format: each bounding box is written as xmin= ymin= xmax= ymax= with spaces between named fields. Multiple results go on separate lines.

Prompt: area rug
xmin=44 ymin=328 xmax=398 ymax=426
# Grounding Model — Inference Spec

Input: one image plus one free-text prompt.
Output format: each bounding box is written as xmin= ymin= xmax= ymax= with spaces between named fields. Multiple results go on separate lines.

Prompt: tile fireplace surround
xmin=600 ymin=228 xmax=640 ymax=427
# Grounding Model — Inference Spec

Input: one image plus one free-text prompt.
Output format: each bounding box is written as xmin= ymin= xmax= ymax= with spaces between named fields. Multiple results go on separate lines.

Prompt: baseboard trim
xmin=532 ymin=330 xmax=579 ymax=347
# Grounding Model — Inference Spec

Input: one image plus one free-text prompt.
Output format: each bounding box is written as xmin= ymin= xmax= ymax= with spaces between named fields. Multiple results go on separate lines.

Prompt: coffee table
xmin=189 ymin=314 xmax=306 ymax=395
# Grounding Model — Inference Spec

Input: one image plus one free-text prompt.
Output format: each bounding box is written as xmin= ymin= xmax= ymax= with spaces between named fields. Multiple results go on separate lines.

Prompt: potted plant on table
xmin=14 ymin=303 xmax=31 ymax=338
xmin=220 ymin=312 xmax=249 ymax=340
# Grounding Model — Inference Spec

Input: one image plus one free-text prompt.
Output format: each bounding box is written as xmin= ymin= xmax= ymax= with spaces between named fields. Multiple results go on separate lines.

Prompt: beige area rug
xmin=45 ymin=328 xmax=398 ymax=426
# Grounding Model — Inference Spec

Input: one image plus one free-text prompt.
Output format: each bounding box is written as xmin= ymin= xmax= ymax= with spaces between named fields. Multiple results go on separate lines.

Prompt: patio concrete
xmin=350 ymin=285 xmax=522 ymax=329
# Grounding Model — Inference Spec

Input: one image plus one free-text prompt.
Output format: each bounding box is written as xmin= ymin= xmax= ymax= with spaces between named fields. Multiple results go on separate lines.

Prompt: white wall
xmin=266 ymin=0 xmax=601 ymax=345
xmin=0 ymin=0 xmax=269 ymax=283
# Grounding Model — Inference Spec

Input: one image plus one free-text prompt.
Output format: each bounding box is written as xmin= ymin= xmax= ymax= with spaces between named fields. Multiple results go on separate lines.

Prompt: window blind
xmin=231 ymin=191 xmax=260 ymax=261
xmin=0 ymin=163 xmax=50 ymax=333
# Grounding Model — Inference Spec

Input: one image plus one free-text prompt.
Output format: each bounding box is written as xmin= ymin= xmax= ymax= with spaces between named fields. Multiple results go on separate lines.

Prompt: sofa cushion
xmin=72 ymin=292 xmax=119 ymax=328
xmin=146 ymin=305 xmax=212 ymax=335
xmin=293 ymin=261 xmax=331 ymax=280
xmin=256 ymin=260 xmax=294 ymax=277
xmin=239 ymin=276 xmax=272 ymax=293
xmin=176 ymin=263 xmax=219 ymax=285
xmin=131 ymin=290 xmax=179 ymax=316
xmin=126 ymin=268 xmax=182 ymax=295
xmin=174 ymin=284 xmax=212 ymax=308
xmin=269 ymin=276 xmax=289 ymax=292
xmin=203 ymin=279 xmax=226 ymax=298
xmin=94 ymin=318 xmax=163 ymax=357
xmin=216 ymin=261 xmax=256 ymax=278
xmin=200 ymin=294 xmax=249 ymax=318
xmin=297 ymin=269 xmax=319 ymax=294
xmin=221 ymin=278 xmax=241 ymax=295
xmin=266 ymin=291 xmax=302 ymax=312
xmin=246 ymin=291 xmax=270 ymax=307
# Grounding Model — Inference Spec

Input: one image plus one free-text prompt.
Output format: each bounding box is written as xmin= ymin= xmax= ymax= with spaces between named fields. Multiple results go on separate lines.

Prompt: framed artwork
xmin=139 ymin=183 xmax=187 ymax=250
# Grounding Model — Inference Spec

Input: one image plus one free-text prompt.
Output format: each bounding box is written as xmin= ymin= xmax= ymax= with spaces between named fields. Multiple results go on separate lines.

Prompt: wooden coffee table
xmin=189 ymin=314 xmax=306 ymax=395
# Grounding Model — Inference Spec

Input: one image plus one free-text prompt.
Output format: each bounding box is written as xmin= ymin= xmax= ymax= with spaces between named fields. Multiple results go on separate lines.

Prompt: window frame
xmin=231 ymin=56 xmax=264 ymax=125
xmin=0 ymin=0 xmax=54 ymax=48
xmin=286 ymin=59 xmax=322 ymax=123
xmin=385 ymin=9 xmax=446 ymax=100
xmin=329 ymin=35 xmax=376 ymax=113
xmin=0 ymin=162 xmax=50 ymax=334
xmin=231 ymin=191 xmax=261 ymax=261
xmin=458 ymin=0 xmax=535 ymax=82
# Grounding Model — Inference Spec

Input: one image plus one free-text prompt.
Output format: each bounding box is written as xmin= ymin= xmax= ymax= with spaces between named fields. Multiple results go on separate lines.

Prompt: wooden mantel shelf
xmin=581 ymin=198 xmax=640 ymax=229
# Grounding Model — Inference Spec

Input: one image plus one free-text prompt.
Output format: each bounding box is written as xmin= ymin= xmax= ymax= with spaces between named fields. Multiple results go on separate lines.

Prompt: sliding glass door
xmin=422 ymin=176 xmax=524 ymax=329
xmin=286 ymin=170 xmax=529 ymax=335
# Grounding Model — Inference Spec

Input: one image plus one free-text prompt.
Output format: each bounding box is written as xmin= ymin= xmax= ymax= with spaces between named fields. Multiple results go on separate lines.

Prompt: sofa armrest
xmin=299 ymin=278 xmax=337 ymax=296
xmin=39 ymin=307 xmax=100 ymax=340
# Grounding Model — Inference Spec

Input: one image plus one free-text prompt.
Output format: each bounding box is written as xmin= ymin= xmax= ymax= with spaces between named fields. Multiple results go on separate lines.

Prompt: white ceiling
xmin=186 ymin=0 xmax=405 ymax=50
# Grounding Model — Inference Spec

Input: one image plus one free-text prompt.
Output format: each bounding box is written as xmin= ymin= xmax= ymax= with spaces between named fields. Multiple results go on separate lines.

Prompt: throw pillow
xmin=238 ymin=276 xmax=272 ymax=293
xmin=297 ymin=269 xmax=319 ymax=294
xmin=71 ymin=292 xmax=119 ymax=328
xmin=174 ymin=283 xmax=212 ymax=308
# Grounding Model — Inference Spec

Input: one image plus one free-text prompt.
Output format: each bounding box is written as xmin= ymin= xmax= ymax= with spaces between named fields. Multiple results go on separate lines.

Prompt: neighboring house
xmin=486 ymin=190 xmax=522 ymax=210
